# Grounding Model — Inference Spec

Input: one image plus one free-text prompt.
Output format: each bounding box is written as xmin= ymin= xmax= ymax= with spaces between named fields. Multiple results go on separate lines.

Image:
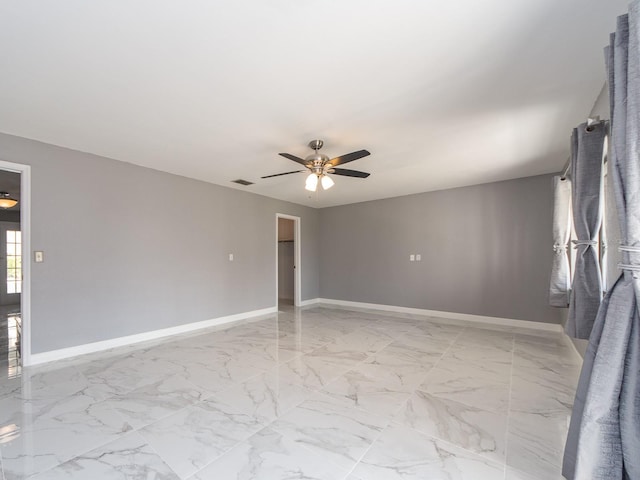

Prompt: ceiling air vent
xmin=231 ymin=179 xmax=254 ymax=186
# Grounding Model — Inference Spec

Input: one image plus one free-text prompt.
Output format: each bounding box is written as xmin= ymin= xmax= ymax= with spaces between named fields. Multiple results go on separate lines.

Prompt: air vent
xmin=231 ymin=179 xmax=254 ymax=186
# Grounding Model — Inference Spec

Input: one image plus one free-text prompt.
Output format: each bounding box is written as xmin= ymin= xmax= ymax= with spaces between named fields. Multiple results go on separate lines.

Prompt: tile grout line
xmin=141 ymin=435 xmax=185 ymax=479
xmin=32 ymin=353 xmax=275 ymax=479
xmin=502 ymin=335 xmax=516 ymax=480
xmin=266 ymin=410 xmax=366 ymax=477
xmin=397 ymin=423 xmax=506 ymax=470
xmin=263 ymin=317 xmax=429 ymax=479
xmin=393 ymin=326 xmax=515 ymax=468
xmin=429 ymin=327 xmax=467 ymax=371
xmin=93 ymin=370 xmax=240 ymax=436
xmin=322 ymin=319 xmax=458 ymax=404
xmin=320 ymin=321 xmax=458 ymax=396
xmin=166 ymin=414 xmax=278 ymax=480
xmin=338 ymin=327 xmax=493 ymax=480
xmin=335 ymin=405 xmax=395 ymax=480
xmin=199 ymin=318 xmax=395 ymax=479
xmin=13 ymin=431 xmax=148 ymax=480
xmin=13 ymin=395 xmax=153 ymax=479
xmin=301 ymin=317 xmax=418 ymax=393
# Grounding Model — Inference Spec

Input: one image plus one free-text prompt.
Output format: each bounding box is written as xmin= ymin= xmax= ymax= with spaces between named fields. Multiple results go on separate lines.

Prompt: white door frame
xmin=275 ymin=214 xmax=301 ymax=307
xmin=0 ymin=160 xmax=31 ymax=366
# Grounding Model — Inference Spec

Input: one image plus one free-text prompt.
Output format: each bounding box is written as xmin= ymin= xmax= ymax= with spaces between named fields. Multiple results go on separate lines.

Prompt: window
xmin=6 ymin=230 xmax=21 ymax=294
xmin=600 ymin=134 xmax=611 ymax=294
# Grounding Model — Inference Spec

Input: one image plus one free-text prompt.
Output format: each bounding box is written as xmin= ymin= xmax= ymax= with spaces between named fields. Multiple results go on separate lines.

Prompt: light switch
xmin=34 ymin=251 xmax=44 ymax=263
xmin=228 ymin=253 xmax=234 ymax=261
xmin=409 ymin=254 xmax=415 ymax=262
xmin=416 ymin=254 xmax=421 ymax=261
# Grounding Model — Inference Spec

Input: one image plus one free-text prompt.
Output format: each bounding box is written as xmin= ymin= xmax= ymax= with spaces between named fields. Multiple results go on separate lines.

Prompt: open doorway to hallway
xmin=0 ymin=170 xmax=21 ymax=377
xmin=276 ymin=214 xmax=301 ymax=309
xmin=277 ymin=217 xmax=295 ymax=308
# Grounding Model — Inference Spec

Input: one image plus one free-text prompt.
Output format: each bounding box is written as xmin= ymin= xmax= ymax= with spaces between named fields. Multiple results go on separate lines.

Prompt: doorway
xmin=0 ymin=161 xmax=31 ymax=373
xmin=0 ymin=171 xmax=21 ymax=375
xmin=276 ymin=214 xmax=301 ymax=308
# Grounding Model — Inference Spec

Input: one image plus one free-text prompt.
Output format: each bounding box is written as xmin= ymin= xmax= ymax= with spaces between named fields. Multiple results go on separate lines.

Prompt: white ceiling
xmin=0 ymin=1 xmax=629 ymax=208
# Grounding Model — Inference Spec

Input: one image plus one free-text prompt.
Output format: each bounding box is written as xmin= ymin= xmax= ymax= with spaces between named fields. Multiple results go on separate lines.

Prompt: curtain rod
xmin=560 ymin=116 xmax=604 ymax=180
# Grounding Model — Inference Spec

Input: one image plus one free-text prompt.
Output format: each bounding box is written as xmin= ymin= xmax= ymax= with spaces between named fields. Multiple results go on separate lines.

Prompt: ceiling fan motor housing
xmin=308 ymin=139 xmax=323 ymax=151
xmin=305 ymin=152 xmax=330 ymax=175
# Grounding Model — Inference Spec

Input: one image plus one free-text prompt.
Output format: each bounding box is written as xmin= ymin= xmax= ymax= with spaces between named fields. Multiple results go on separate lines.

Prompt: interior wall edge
xmin=27 ymin=306 xmax=277 ymax=366
xmin=27 ymin=298 xmax=573 ymax=367
xmin=317 ymin=298 xmax=562 ymax=332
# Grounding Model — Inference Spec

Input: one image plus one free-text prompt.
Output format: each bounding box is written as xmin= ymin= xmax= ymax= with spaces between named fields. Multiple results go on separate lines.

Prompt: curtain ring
xmin=585 ymin=116 xmax=600 ymax=133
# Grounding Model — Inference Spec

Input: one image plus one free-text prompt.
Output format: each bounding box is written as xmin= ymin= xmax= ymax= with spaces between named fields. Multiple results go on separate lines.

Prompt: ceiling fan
xmin=261 ymin=140 xmax=371 ymax=191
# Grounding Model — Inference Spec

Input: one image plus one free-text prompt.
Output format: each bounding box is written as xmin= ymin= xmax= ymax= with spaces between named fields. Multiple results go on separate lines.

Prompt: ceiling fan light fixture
xmin=321 ymin=174 xmax=334 ymax=190
xmin=305 ymin=173 xmax=318 ymax=192
xmin=267 ymin=140 xmax=372 ymax=192
xmin=0 ymin=192 xmax=18 ymax=209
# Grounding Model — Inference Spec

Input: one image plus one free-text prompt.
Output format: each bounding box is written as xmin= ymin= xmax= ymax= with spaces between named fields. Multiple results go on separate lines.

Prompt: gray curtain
xmin=549 ymin=175 xmax=572 ymax=306
xmin=565 ymin=122 xmax=606 ymax=339
xmin=563 ymin=5 xmax=640 ymax=479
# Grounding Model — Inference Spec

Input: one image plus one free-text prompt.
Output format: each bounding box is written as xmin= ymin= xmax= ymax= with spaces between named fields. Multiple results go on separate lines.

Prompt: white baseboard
xmin=28 ymin=306 xmax=277 ymax=366
xmin=298 ymin=298 xmax=321 ymax=307
xmin=28 ymin=299 xmax=564 ymax=366
xmin=316 ymin=298 xmax=563 ymax=333
xmin=563 ymin=335 xmax=587 ymax=360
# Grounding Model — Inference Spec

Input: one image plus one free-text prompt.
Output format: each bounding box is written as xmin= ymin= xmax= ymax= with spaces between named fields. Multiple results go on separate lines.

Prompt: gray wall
xmin=319 ymin=174 xmax=563 ymax=324
xmin=0 ymin=133 xmax=320 ymax=354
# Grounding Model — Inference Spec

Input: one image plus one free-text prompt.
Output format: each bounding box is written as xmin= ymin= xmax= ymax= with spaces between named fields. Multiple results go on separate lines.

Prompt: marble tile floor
xmin=0 ymin=304 xmax=21 ymax=379
xmin=0 ymin=306 xmax=582 ymax=479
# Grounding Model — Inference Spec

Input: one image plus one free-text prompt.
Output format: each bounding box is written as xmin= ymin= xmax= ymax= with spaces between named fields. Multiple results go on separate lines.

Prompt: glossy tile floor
xmin=0 ymin=306 xmax=582 ymax=479
xmin=0 ymin=305 xmax=21 ymax=379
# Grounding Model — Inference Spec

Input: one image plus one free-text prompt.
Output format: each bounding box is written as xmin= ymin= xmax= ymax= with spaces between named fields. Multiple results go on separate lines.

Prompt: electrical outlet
xmin=229 ymin=253 xmax=234 ymax=261
xmin=416 ymin=254 xmax=421 ymax=261
xmin=409 ymin=254 xmax=415 ymax=262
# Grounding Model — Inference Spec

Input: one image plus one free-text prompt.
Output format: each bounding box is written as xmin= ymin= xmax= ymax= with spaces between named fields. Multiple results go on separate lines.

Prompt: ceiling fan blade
xmin=329 ymin=149 xmax=370 ymax=167
xmin=279 ymin=153 xmax=309 ymax=166
xmin=330 ymin=168 xmax=370 ymax=178
xmin=261 ymin=170 xmax=306 ymax=179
